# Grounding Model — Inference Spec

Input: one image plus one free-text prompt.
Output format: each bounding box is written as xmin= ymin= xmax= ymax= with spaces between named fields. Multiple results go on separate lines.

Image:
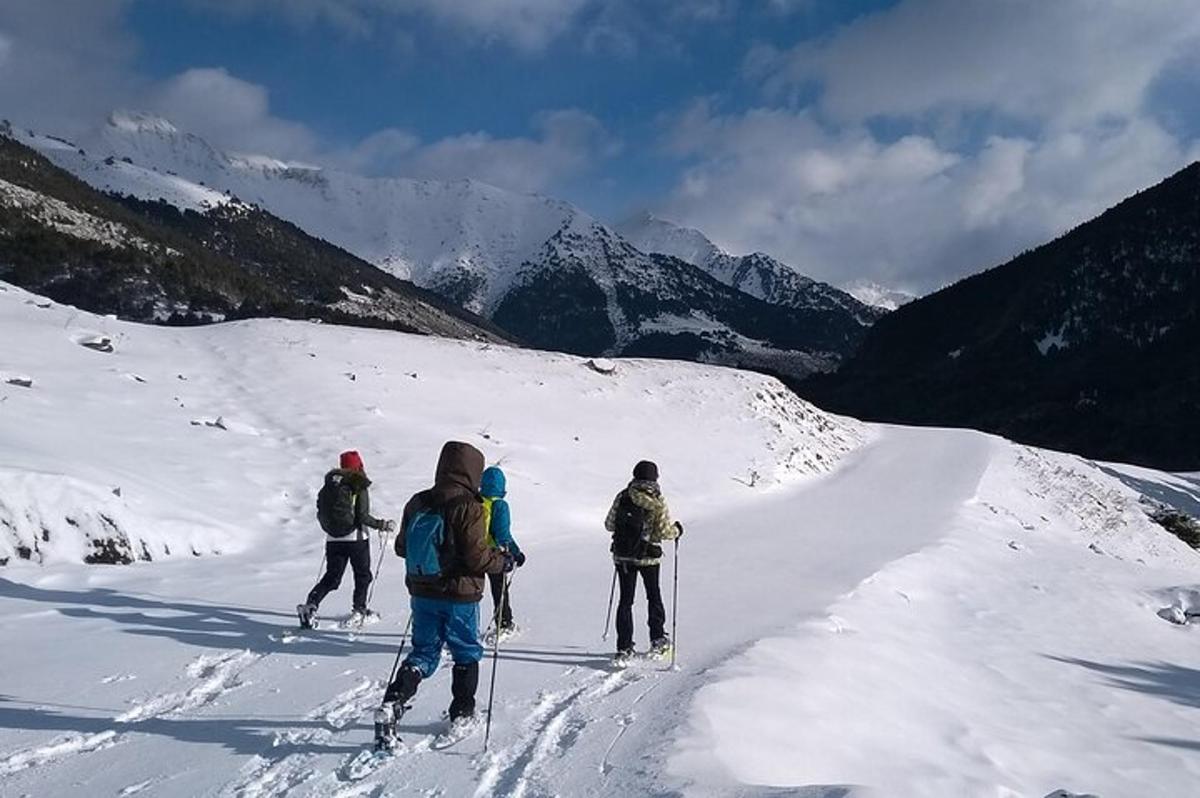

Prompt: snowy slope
xmin=2 ymin=284 xmax=1198 ymax=797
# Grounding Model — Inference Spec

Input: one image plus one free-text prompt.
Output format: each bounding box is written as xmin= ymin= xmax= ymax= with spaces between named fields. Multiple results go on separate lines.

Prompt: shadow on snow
xmin=0 ymin=577 xmax=405 ymax=658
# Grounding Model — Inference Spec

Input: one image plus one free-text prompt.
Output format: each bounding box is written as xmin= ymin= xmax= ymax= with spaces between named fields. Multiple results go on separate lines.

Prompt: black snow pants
xmin=487 ymin=572 xmax=514 ymax=629
xmin=615 ymin=562 xmax=665 ymax=653
xmin=308 ymin=539 xmax=371 ymax=612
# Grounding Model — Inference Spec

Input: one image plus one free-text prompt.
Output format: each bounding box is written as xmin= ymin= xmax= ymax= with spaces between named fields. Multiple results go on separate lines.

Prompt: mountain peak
xmin=615 ymin=212 xmax=723 ymax=267
xmin=107 ymin=111 xmax=180 ymax=137
xmin=841 ymin=279 xmax=916 ymax=311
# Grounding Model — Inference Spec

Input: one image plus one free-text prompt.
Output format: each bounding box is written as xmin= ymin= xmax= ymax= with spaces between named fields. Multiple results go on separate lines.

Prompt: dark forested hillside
xmin=804 ymin=162 xmax=1200 ymax=470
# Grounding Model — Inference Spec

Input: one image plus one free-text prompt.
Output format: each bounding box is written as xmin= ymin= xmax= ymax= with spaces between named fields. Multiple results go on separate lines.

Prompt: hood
xmin=480 ymin=466 xmax=506 ymax=498
xmin=434 ymin=441 xmax=485 ymax=497
xmin=329 ymin=468 xmax=370 ymax=489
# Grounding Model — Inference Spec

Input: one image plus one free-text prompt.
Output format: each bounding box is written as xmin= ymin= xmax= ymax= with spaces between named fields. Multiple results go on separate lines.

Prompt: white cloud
xmin=659 ymin=103 xmax=1195 ymax=293
xmin=656 ymin=0 xmax=1200 ymax=293
xmin=368 ymin=109 xmax=617 ymax=192
xmin=0 ymin=0 xmax=141 ymax=139
xmin=763 ymin=0 xmax=1200 ymax=128
xmin=150 ymin=68 xmax=319 ymax=159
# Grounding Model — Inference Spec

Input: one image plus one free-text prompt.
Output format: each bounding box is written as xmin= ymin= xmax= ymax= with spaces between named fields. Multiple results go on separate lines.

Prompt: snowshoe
xmin=648 ymin=637 xmax=673 ymax=660
xmin=431 ymin=714 xmax=481 ymax=750
xmin=372 ymin=702 xmax=411 ymax=752
xmin=612 ymin=648 xmax=635 ymax=669
xmin=341 ymin=609 xmax=381 ymax=629
xmin=483 ymin=623 xmax=521 ymax=647
xmin=296 ymin=603 xmax=319 ymax=630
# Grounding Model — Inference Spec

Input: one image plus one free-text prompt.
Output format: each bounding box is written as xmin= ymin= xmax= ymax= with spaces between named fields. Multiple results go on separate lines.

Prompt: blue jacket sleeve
xmin=491 ymin=499 xmax=521 ymax=556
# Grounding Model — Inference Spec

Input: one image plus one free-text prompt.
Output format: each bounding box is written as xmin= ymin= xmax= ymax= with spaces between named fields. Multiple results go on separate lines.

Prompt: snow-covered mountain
xmin=0 ymin=127 xmax=500 ymax=340
xmin=13 ymin=114 xmax=876 ymax=377
xmin=23 ymin=112 xmax=574 ymax=316
xmin=841 ymin=278 xmax=917 ymax=311
xmin=617 ymin=212 xmax=884 ymax=324
xmin=3 ymin=281 xmax=1199 ymax=796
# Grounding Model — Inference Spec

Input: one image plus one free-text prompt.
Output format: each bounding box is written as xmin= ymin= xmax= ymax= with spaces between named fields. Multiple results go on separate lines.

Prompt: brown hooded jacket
xmin=395 ymin=441 xmax=506 ymax=602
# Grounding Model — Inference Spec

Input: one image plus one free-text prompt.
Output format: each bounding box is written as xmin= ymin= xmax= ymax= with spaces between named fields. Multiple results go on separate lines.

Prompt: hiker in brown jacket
xmin=380 ymin=441 xmax=512 ymax=739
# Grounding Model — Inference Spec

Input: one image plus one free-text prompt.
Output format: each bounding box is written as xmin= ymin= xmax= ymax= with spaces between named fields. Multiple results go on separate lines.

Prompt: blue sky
xmin=1 ymin=0 xmax=1198 ymax=291
xmin=123 ymin=1 xmax=884 ymax=214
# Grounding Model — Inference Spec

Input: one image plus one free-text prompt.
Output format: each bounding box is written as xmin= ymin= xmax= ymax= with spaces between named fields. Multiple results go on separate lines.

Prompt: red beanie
xmin=340 ymin=450 xmax=365 ymax=471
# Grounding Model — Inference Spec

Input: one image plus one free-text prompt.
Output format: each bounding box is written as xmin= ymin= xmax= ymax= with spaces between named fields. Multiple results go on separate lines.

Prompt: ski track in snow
xmin=305 ymin=677 xmax=380 ymax=730
xmin=0 ymin=729 xmax=122 ymax=776
xmin=225 ymin=750 xmax=322 ymax=798
xmin=116 ymin=650 xmax=261 ymax=723
xmin=474 ymin=667 xmax=658 ymax=798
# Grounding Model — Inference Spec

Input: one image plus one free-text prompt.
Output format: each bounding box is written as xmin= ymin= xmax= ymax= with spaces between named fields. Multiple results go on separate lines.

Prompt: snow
xmin=1037 ymin=326 xmax=1071 ymax=355
xmin=616 ymin=212 xmax=725 ymax=267
xmin=842 ymin=278 xmax=918 ymax=311
xmin=673 ymin=443 xmax=1200 ymax=797
xmin=1 ymin=281 xmax=1197 ymax=797
xmin=0 ymin=177 xmax=159 ymax=252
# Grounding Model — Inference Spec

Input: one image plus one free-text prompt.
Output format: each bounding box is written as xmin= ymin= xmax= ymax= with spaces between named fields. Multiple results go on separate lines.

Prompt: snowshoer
xmin=605 ymin=460 xmax=682 ymax=664
xmin=481 ymin=465 xmax=526 ymax=637
xmin=298 ymin=450 xmax=395 ymax=629
xmin=380 ymin=441 xmax=513 ymax=743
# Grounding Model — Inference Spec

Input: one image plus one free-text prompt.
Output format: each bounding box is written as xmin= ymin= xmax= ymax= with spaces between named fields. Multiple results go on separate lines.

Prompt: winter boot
xmin=447 ymin=662 xmax=479 ymax=721
xmin=296 ymin=603 xmax=318 ymax=630
xmin=613 ymin=647 xmax=635 ymax=668
xmin=650 ymin=636 xmax=673 ymax=658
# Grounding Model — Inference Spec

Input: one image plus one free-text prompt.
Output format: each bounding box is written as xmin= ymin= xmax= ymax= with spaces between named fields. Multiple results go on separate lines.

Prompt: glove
xmin=674 ymin=521 xmax=684 ymax=539
xmin=514 ymin=551 xmax=526 ymax=568
xmin=383 ymin=519 xmax=397 ymax=533
xmin=501 ymin=551 xmax=516 ymax=573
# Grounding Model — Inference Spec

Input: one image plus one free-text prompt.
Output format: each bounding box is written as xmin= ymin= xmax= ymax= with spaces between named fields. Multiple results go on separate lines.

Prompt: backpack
xmin=404 ymin=496 xmax=461 ymax=581
xmin=316 ymin=471 xmax=358 ymax=537
xmin=481 ymin=496 xmax=496 ymax=548
xmin=611 ymin=491 xmax=654 ymax=559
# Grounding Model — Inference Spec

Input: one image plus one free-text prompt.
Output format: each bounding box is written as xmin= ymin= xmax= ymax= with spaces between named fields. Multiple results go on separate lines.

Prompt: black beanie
xmin=633 ymin=460 xmax=659 ymax=481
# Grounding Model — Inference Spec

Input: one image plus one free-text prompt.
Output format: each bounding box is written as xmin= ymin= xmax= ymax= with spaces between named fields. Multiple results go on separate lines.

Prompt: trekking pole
xmin=366 ymin=529 xmax=388 ymax=608
xmin=483 ymin=571 xmax=512 ymax=752
xmin=381 ymin=613 xmax=414 ymax=706
xmin=315 ymin=552 xmax=327 ymax=580
xmin=601 ymin=566 xmax=617 ymax=641
xmin=670 ymin=539 xmax=679 ymax=669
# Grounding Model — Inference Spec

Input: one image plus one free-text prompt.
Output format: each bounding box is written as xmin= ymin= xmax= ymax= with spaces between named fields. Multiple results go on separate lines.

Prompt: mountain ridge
xmin=14 ymin=113 xmax=880 ymax=377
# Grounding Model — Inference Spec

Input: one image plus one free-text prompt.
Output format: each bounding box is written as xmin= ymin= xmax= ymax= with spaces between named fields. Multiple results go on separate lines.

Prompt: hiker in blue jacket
xmin=481 ymin=466 xmax=526 ymax=634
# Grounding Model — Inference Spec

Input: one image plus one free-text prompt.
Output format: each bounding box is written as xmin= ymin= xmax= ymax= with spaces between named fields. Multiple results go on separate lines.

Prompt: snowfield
xmin=1 ymin=282 xmax=1198 ymax=797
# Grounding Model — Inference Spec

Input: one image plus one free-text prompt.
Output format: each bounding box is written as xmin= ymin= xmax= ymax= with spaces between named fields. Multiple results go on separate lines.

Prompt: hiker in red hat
xmin=297 ymin=450 xmax=395 ymax=629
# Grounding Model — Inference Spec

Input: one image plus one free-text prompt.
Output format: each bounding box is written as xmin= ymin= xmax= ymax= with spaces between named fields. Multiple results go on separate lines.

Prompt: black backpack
xmin=316 ymin=471 xmax=358 ymax=537
xmin=611 ymin=491 xmax=654 ymax=559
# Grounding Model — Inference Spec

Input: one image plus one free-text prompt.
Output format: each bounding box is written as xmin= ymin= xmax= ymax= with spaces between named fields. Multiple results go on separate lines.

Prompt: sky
xmin=2 ymin=0 xmax=1199 ymax=293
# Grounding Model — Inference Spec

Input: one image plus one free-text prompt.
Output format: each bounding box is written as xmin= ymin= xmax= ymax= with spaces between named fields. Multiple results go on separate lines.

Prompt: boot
xmin=296 ymin=603 xmax=318 ymax=630
xmin=447 ymin=662 xmax=479 ymax=720
xmin=383 ymin=664 xmax=422 ymax=707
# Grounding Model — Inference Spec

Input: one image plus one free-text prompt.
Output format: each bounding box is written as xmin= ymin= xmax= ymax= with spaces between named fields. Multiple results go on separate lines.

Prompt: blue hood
xmin=480 ymin=466 xmax=506 ymax=498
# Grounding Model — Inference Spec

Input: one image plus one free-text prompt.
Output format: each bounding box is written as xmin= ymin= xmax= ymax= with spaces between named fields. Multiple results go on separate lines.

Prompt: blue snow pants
xmin=402 ymin=596 xmax=483 ymax=678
